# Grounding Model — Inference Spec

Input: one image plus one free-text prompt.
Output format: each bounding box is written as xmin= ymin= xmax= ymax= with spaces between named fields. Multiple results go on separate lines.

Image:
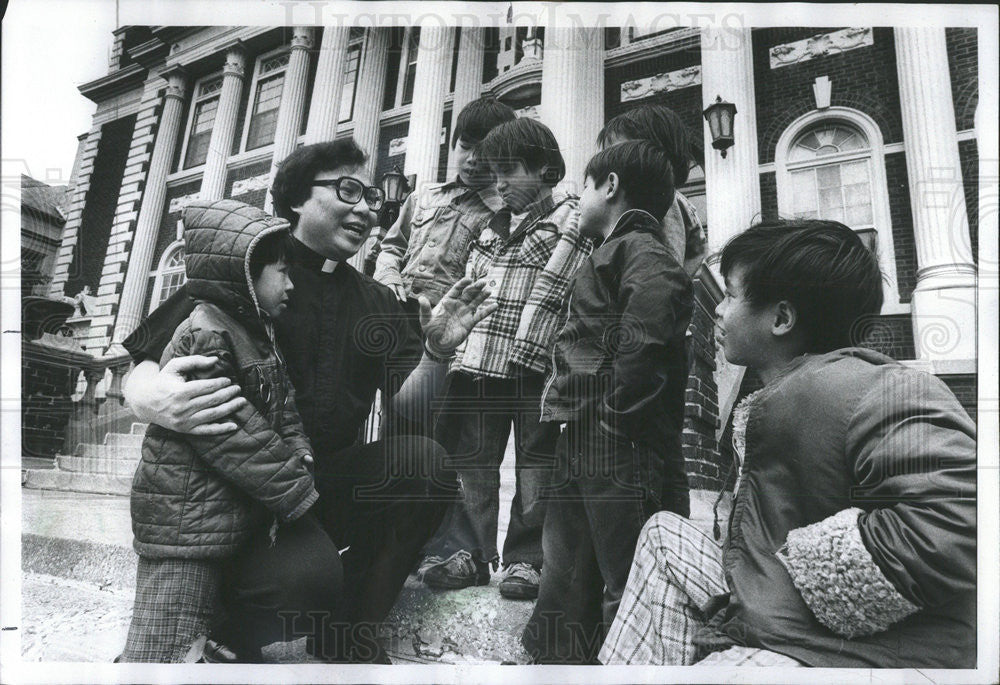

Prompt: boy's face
xmin=453 ymin=138 xmax=489 ymax=187
xmin=715 ymin=264 xmax=774 ymax=368
xmin=491 ymin=160 xmax=546 ymax=213
xmin=291 ymin=164 xmax=376 ymax=261
xmin=253 ymin=257 xmax=294 ymax=319
xmin=578 ymin=174 xmax=610 ymax=239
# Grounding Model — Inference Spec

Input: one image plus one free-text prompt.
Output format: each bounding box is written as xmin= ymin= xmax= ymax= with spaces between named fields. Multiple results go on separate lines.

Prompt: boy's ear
xmin=771 ymin=300 xmax=798 ymax=338
xmin=604 ymin=172 xmax=621 ymax=200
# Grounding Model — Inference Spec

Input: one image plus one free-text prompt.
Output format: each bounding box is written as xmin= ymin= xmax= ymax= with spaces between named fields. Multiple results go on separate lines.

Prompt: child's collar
xmin=602 ymin=208 xmax=662 ymax=241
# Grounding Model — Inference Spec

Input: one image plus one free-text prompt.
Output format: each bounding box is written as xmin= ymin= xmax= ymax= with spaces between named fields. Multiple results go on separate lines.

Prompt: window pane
xmin=789 ymin=170 xmax=818 ymax=213
xmin=815 ymin=165 xmax=841 ymax=188
xmin=339 ymin=46 xmax=361 ymax=122
xmin=819 ymin=187 xmax=842 ymax=210
xmin=843 ymin=182 xmax=871 ymax=207
xmin=846 ymin=203 xmax=873 ymax=225
xmin=840 ymin=159 xmax=869 ymax=186
xmin=819 ymin=205 xmax=845 ymax=223
xmin=247 ymin=73 xmax=285 ymax=149
xmin=184 ymin=96 xmax=219 ymax=168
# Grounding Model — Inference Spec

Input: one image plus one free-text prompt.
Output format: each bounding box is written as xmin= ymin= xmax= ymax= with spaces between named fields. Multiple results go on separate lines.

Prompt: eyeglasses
xmin=311 ymin=176 xmax=385 ymax=210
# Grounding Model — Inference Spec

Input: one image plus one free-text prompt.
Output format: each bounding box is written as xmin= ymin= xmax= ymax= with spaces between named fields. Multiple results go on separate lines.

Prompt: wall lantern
xmin=703 ymin=95 xmax=737 ymax=158
xmin=363 ymin=166 xmax=416 ymax=276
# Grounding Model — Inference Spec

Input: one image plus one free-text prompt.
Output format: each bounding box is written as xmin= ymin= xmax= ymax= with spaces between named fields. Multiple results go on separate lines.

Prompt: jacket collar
xmin=598 ymin=208 xmax=664 ymax=247
xmin=506 ymin=190 xmax=557 ymax=242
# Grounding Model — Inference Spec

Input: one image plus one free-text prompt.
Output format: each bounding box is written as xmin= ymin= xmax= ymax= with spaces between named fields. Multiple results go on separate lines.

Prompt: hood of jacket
xmin=181 ymin=199 xmax=291 ymax=322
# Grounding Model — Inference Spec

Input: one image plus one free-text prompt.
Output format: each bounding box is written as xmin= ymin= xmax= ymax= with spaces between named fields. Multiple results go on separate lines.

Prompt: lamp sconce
xmin=703 ymin=95 xmax=737 ymax=158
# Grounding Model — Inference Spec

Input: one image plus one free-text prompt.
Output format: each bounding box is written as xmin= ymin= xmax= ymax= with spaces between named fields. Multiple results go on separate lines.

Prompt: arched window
xmin=775 ymin=108 xmax=904 ymax=311
xmin=149 ymin=242 xmax=186 ymax=312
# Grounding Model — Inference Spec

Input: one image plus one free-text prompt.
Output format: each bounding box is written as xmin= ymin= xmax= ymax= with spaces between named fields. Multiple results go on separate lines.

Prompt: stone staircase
xmin=22 ymin=423 xmax=146 ymax=496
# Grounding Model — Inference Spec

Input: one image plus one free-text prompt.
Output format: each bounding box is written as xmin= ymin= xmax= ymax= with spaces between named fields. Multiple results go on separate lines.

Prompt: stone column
xmin=539 ymin=27 xmax=604 ymax=193
xmin=700 ymin=27 xmax=761 ymax=256
xmin=265 ymin=27 xmax=314 ymax=212
xmin=700 ymin=28 xmax=760 ymax=437
xmin=447 ymin=27 xmax=485 ymax=175
xmin=304 ymin=26 xmax=351 ymax=145
xmin=403 ymin=26 xmax=455 ymax=187
xmin=895 ymin=27 xmax=977 ymax=361
xmin=199 ymin=45 xmax=246 ymax=200
xmin=110 ymin=69 xmax=187 ymax=346
xmin=352 ymin=28 xmax=391 ymax=178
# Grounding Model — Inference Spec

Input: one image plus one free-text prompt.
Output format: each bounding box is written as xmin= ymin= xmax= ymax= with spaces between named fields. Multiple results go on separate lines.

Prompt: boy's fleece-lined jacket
xmin=709 ymin=349 xmax=976 ymax=667
xmin=452 ymin=191 xmax=592 ymax=378
xmin=131 ymin=200 xmax=318 ymax=559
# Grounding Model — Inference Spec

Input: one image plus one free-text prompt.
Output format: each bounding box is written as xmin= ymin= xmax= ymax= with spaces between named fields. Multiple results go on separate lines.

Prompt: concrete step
xmin=56 ymin=453 xmax=139 ymax=477
xmin=104 ymin=431 xmax=145 ymax=448
xmin=22 ymin=469 xmax=131 ymax=496
xmin=75 ymin=442 xmax=142 ymax=461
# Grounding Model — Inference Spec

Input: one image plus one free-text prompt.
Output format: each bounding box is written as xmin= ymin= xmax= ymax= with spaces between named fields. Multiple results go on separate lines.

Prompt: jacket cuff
xmin=776 ymin=507 xmax=919 ymax=638
xmin=284 ymin=486 xmax=319 ymax=523
xmin=507 ymin=340 xmax=548 ymax=374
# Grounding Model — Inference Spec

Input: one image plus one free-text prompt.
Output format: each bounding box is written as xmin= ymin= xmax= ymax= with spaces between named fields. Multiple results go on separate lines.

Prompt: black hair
xmin=476 ymin=118 xmax=566 ymax=186
xmin=451 ymin=96 xmax=517 ymax=148
xmin=270 ymin=139 xmax=368 ymax=228
xmin=249 ymin=228 xmax=295 ymax=281
xmin=598 ymin=104 xmax=695 ymax=186
xmin=719 ymin=219 xmax=884 ymax=353
xmin=584 ymin=141 xmax=676 ymax=221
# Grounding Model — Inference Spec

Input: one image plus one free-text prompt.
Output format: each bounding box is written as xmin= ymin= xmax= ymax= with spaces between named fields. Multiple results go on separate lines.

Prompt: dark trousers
xmin=426 ymin=372 xmax=560 ymax=568
xmin=217 ymin=435 xmax=456 ymax=660
xmin=522 ymin=422 xmax=663 ymax=664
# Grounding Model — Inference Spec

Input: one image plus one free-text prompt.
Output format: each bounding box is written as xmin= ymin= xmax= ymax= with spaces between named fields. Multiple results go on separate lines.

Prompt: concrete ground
xmin=17 ymin=436 xmax=730 ymax=664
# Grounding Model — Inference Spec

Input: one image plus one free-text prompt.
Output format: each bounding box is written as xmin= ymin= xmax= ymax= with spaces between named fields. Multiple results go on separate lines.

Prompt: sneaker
xmin=421 ymin=550 xmax=490 ymax=589
xmin=498 ymin=562 xmax=540 ymax=600
xmin=416 ymin=554 xmax=445 ymax=581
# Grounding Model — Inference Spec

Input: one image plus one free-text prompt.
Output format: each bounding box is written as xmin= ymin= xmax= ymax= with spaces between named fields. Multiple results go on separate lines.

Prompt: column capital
xmin=290 ymin=26 xmax=315 ymax=51
xmin=160 ymin=66 xmax=188 ymax=101
xmin=222 ymin=42 xmax=248 ymax=78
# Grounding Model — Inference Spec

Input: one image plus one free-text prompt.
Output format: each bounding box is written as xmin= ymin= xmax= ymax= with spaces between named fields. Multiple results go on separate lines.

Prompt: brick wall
xmin=226 ymin=159 xmax=273 ymax=210
xmin=885 ymin=152 xmax=918 ymax=302
xmin=683 ymin=275 xmax=724 ymax=490
xmin=63 ymin=115 xmax=136 ymax=299
xmin=604 ymin=47 xmax=704 ymax=152
xmin=21 ymin=347 xmax=80 ymax=459
xmin=854 ymin=313 xmax=917 ymax=360
xmin=946 ymin=28 xmax=978 ymax=132
xmin=754 ymin=27 xmax=904 ymax=163
xmin=760 ymin=171 xmax=778 ymax=220
xmin=959 ymin=138 xmax=979 ymax=264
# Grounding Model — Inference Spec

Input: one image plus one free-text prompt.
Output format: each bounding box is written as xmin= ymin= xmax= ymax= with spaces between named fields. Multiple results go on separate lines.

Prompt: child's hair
xmin=598 ymin=104 xmax=694 ymax=186
xmin=719 ymin=219 xmax=884 ymax=353
xmin=249 ymin=228 xmax=296 ymax=281
xmin=584 ymin=141 xmax=676 ymax=221
xmin=270 ymin=139 xmax=368 ymax=228
xmin=452 ymin=96 xmax=517 ymax=148
xmin=476 ymin=118 xmax=566 ymax=186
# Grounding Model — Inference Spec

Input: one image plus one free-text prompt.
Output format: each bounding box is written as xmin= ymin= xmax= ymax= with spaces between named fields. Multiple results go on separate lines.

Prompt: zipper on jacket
xmin=540 ymin=291 xmax=572 ymax=419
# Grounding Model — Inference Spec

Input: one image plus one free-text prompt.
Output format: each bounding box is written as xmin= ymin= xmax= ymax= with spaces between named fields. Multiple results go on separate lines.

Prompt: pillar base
xmin=910 ymin=285 xmax=977 ymax=361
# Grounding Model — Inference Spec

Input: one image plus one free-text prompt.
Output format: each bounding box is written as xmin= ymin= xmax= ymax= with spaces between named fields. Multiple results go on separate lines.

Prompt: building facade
xmin=38 ymin=24 xmax=979 ymax=485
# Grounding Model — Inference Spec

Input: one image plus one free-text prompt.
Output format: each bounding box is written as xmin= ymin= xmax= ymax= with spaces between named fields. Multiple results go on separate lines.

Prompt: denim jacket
xmin=373 ymin=179 xmax=502 ymax=305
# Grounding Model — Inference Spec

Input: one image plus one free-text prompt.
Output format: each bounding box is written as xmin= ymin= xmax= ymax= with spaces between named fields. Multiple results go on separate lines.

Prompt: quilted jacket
xmin=708 ymin=349 xmax=976 ymax=667
xmin=130 ymin=200 xmax=318 ymax=559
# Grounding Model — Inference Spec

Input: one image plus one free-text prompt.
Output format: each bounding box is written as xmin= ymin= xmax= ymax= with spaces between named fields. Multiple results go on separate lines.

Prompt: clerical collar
xmin=290 ymin=236 xmax=339 ymax=273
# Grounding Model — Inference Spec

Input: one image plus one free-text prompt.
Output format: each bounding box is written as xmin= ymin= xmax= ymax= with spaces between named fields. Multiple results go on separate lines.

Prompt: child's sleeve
xmin=373 ymin=193 xmax=418 ymax=289
xmin=508 ymin=208 xmax=592 ymax=374
xmin=175 ymin=327 xmax=319 ymax=524
xmin=278 ymin=372 xmax=314 ymax=465
xmin=776 ymin=374 xmax=976 ymax=639
xmin=599 ymin=245 xmax=692 ymax=440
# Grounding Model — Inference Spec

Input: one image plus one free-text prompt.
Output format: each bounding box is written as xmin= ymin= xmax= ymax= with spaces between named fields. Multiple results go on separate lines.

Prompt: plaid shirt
xmin=452 ymin=190 xmax=592 ymax=378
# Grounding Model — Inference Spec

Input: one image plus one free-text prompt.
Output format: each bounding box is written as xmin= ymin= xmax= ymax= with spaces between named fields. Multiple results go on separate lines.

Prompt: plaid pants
xmin=598 ymin=512 xmax=803 ymax=667
xmin=120 ymin=557 xmax=221 ymax=663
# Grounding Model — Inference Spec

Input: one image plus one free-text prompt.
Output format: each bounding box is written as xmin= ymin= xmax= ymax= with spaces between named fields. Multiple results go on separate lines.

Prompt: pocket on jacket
xmin=518 ymin=228 xmax=557 ymax=267
xmin=240 ymin=360 xmax=280 ymax=417
xmin=444 ymin=216 xmax=482 ymax=267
